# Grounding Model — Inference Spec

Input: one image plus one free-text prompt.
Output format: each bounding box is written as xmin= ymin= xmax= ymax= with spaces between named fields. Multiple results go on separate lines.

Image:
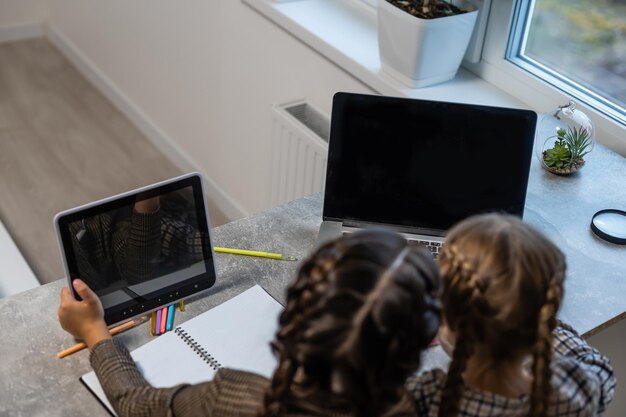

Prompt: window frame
xmin=243 ymin=0 xmax=625 ymax=154
xmin=464 ymin=0 xmax=626 ymax=154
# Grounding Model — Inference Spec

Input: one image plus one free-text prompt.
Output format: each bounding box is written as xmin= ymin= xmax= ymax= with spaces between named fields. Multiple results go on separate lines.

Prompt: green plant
xmin=543 ymin=141 xmax=572 ymax=168
xmin=563 ymin=126 xmax=593 ymax=160
xmin=542 ymin=126 xmax=593 ymax=171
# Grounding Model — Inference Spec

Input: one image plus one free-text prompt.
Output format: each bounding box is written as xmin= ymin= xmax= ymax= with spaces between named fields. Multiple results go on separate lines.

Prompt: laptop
xmin=318 ymin=93 xmax=537 ymax=256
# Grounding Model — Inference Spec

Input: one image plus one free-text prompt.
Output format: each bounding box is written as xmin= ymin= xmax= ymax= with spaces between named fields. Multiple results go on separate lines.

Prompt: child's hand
xmin=58 ymin=279 xmax=111 ymax=348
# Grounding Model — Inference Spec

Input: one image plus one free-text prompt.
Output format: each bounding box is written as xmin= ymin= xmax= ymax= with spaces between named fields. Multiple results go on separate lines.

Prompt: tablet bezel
xmin=54 ymin=173 xmax=217 ymax=326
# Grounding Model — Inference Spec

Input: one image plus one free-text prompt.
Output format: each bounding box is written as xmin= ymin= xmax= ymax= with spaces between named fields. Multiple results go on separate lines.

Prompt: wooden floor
xmin=0 ymin=38 xmax=229 ymax=285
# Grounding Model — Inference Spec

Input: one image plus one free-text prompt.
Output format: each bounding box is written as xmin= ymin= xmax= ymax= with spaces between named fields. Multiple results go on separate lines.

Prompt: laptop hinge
xmin=340 ymin=220 xmax=445 ymax=238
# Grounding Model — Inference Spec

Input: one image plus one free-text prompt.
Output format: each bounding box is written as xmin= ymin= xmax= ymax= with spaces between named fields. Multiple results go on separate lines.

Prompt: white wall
xmin=47 ymin=0 xmax=373 ymax=219
xmin=0 ymin=0 xmax=46 ymax=26
xmin=0 ymin=0 xmax=46 ymax=41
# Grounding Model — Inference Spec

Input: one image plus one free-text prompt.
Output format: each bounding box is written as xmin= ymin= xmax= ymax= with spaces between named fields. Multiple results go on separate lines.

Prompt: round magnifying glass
xmin=590 ymin=209 xmax=626 ymax=245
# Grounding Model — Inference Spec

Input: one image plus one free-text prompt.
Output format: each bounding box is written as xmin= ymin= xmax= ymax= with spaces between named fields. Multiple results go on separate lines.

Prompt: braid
xmin=529 ymin=272 xmax=563 ymax=417
xmin=339 ymin=247 xmax=411 ymax=353
xmin=336 ymin=246 xmax=440 ymax=417
xmin=438 ymin=213 xmax=567 ymax=417
xmin=260 ymin=243 xmax=343 ymax=417
xmin=260 ymin=230 xmax=441 ymax=417
xmin=260 ymin=357 xmax=298 ymax=417
xmin=332 ymin=247 xmax=410 ymax=417
xmin=439 ymin=325 xmax=474 ymax=417
xmin=438 ymin=244 xmax=482 ymax=417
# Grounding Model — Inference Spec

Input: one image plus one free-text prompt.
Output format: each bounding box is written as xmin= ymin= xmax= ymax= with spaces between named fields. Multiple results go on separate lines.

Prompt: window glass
xmin=510 ymin=0 xmax=626 ymax=123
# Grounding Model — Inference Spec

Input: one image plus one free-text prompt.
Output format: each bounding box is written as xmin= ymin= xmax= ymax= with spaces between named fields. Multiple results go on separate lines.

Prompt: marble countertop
xmin=0 ymin=194 xmax=322 ymax=417
xmin=1 ymin=145 xmax=624 ymax=416
xmin=523 ymin=144 xmax=626 ymax=334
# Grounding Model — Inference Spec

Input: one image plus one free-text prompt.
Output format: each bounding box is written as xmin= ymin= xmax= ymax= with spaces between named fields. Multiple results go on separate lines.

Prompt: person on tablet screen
xmin=69 ymin=189 xmax=207 ymax=291
xmin=58 ymin=229 xmax=441 ymax=417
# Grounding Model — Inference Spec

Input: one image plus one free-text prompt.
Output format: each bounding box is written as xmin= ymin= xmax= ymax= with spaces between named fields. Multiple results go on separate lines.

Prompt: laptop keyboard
xmin=342 ymin=232 xmax=442 ymax=259
xmin=406 ymin=239 xmax=442 ymax=259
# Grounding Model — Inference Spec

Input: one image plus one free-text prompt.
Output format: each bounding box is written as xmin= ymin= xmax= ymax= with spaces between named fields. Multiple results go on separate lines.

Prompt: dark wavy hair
xmin=259 ymin=229 xmax=441 ymax=417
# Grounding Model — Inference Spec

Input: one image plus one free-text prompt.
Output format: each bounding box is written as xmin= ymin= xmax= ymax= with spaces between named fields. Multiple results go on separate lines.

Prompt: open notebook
xmin=81 ymin=285 xmax=283 ymax=416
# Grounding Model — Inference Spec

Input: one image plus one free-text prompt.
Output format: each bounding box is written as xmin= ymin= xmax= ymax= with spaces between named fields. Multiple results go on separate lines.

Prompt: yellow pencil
xmin=214 ymin=247 xmax=297 ymax=261
xmin=57 ymin=316 xmax=149 ymax=359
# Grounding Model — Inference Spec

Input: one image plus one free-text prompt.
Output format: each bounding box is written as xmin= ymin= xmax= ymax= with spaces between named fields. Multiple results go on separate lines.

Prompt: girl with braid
xmin=58 ymin=229 xmax=441 ymax=417
xmin=406 ymin=213 xmax=616 ymax=417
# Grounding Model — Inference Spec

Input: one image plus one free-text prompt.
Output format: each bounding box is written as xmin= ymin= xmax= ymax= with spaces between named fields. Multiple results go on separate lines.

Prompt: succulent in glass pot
xmin=538 ymin=101 xmax=595 ymax=175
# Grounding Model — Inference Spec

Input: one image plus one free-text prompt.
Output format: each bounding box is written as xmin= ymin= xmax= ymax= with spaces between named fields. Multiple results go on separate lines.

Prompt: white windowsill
xmin=243 ymin=0 xmax=524 ymax=109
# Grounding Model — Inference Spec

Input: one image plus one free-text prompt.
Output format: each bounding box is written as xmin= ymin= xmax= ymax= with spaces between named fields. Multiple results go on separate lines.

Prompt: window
xmin=242 ymin=0 xmax=625 ymax=152
xmin=508 ymin=0 xmax=626 ymax=125
xmin=470 ymin=0 xmax=626 ymax=152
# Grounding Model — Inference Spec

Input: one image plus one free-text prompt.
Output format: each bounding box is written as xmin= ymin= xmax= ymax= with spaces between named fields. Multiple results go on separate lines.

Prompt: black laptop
xmin=318 ymin=92 xmax=537 ymax=256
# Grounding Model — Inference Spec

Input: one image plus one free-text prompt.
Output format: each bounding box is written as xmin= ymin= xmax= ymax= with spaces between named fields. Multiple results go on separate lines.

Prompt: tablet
xmin=55 ymin=173 xmax=216 ymax=325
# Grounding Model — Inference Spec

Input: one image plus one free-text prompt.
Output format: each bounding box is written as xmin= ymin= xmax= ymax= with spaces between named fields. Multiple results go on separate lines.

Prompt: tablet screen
xmin=55 ymin=174 xmax=216 ymax=325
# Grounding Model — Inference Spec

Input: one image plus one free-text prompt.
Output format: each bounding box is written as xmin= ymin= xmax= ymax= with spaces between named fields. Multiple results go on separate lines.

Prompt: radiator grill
xmin=270 ymin=100 xmax=329 ymax=207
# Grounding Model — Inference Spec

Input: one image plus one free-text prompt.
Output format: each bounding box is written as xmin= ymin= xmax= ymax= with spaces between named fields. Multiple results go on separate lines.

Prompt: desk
xmin=1 ymin=144 xmax=624 ymax=417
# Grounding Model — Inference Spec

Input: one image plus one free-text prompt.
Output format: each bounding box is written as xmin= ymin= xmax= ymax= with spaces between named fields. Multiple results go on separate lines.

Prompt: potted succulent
xmin=377 ymin=0 xmax=479 ymax=88
xmin=538 ymin=101 xmax=595 ymax=175
xmin=542 ymin=126 xmax=593 ymax=175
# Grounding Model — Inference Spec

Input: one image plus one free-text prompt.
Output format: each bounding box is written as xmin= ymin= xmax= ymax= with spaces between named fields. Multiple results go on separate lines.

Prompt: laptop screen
xmin=323 ymin=93 xmax=537 ymax=234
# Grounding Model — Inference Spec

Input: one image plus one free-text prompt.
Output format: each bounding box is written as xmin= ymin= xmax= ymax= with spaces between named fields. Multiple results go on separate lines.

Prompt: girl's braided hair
xmin=437 ymin=214 xmax=565 ymax=417
xmin=259 ymin=229 xmax=441 ymax=417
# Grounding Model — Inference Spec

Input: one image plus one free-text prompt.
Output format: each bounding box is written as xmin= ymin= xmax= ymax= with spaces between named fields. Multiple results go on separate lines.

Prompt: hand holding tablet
xmin=55 ymin=173 xmax=217 ymax=326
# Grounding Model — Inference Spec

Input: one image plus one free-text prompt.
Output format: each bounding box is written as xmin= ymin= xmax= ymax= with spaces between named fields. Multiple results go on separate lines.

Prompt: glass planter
xmin=536 ymin=101 xmax=595 ymax=175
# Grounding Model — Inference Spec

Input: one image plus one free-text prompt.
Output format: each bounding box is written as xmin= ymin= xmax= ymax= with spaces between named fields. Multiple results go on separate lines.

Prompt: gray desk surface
xmin=1 ymin=145 xmax=624 ymax=417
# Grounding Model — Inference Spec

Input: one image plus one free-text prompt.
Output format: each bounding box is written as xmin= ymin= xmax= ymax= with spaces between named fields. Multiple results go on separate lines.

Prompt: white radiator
xmin=269 ymin=100 xmax=330 ymax=207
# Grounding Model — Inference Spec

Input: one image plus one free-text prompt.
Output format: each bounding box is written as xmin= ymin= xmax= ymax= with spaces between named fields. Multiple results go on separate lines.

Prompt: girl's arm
xmin=59 ymin=280 xmax=267 ymax=417
xmin=91 ymin=338 xmax=234 ymax=417
xmin=90 ymin=339 xmax=268 ymax=417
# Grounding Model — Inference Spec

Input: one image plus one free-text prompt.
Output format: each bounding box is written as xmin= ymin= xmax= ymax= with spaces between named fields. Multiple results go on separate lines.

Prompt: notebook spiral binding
xmin=174 ymin=328 xmax=222 ymax=371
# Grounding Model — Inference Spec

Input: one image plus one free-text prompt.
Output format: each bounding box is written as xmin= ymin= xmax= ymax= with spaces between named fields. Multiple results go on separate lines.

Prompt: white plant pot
xmin=377 ymin=0 xmax=478 ymax=88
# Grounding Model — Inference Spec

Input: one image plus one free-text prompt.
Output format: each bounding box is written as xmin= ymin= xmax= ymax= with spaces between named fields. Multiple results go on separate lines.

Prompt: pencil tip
xmin=283 ymin=256 xmax=298 ymax=261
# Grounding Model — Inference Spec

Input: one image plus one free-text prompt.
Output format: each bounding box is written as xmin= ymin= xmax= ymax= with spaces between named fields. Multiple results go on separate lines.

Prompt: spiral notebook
xmin=80 ymin=285 xmax=283 ymax=416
